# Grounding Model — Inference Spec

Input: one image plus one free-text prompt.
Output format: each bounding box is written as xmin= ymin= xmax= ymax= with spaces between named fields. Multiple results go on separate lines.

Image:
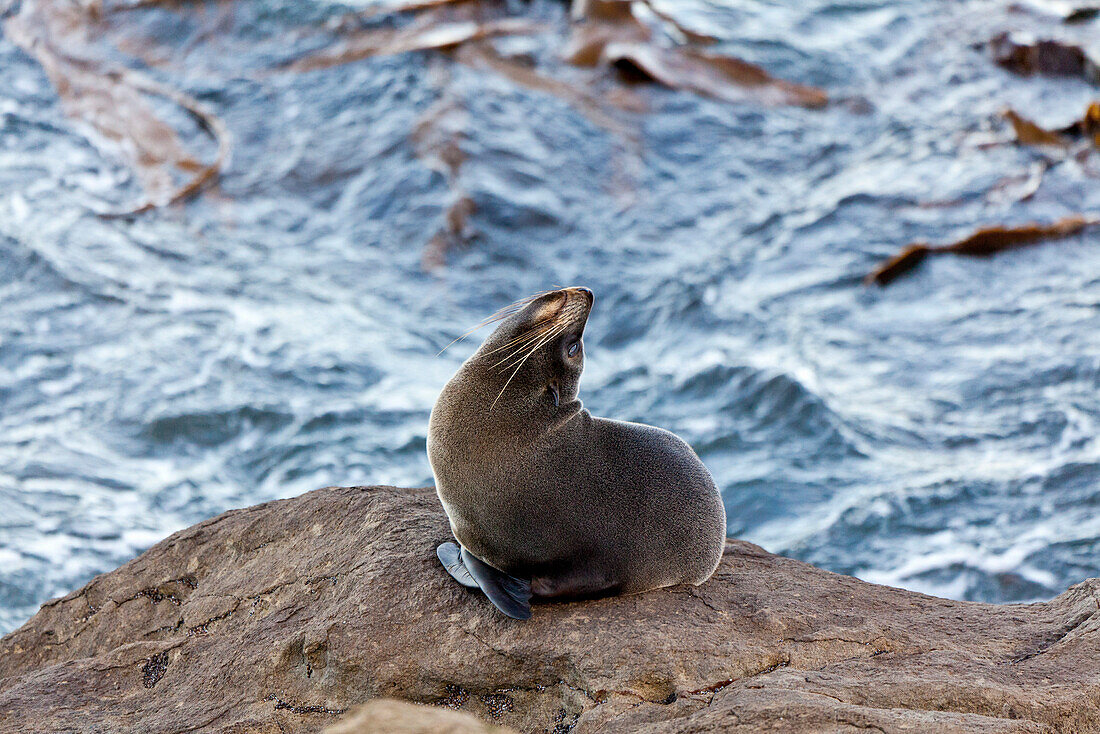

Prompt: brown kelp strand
xmin=990 ymin=104 xmax=1099 ymax=206
xmin=286 ymin=14 xmax=543 ymax=73
xmin=987 ymin=31 xmax=1100 ymax=84
xmin=97 ymin=69 xmax=231 ymax=219
xmin=564 ymin=0 xmax=650 ymax=66
xmin=411 ymin=63 xmax=477 ymax=272
xmin=566 ymin=0 xmax=827 ymax=108
xmin=1004 ymin=102 xmax=1100 ymax=149
xmin=866 ymin=216 xmax=1100 ymax=286
xmin=4 ymin=0 xmax=231 ymax=217
xmin=278 ymin=0 xmax=827 ymax=267
xmin=600 ymin=43 xmax=829 ymax=109
xmin=7 ymin=0 xmax=825 ymax=234
xmin=1004 ymin=109 xmax=1072 ymax=147
xmin=290 ymin=0 xmax=827 ymax=110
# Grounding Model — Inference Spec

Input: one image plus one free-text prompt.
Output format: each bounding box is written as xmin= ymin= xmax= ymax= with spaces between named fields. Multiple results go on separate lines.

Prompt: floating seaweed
xmin=286 ymin=12 xmax=542 ymax=73
xmin=289 ymin=0 xmax=827 ymax=110
xmin=988 ymin=31 xmax=1100 ymax=84
xmin=97 ymin=71 xmax=230 ymax=219
xmin=1004 ymin=102 xmax=1100 ymax=149
xmin=4 ymin=0 xmax=231 ymax=217
xmin=866 ymin=215 xmax=1100 ymax=286
xmin=411 ymin=62 xmax=476 ymax=271
xmin=7 ymin=0 xmax=826 ymax=249
xmin=1004 ymin=109 xmax=1073 ymax=147
xmin=600 ymin=42 xmax=828 ymax=109
xmin=566 ymin=0 xmax=826 ymax=108
xmin=564 ymin=0 xmax=651 ymax=67
xmin=276 ymin=0 xmax=826 ymax=266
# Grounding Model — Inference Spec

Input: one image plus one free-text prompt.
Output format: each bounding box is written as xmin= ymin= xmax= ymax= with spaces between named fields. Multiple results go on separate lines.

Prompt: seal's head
xmin=471 ymin=286 xmax=594 ymax=412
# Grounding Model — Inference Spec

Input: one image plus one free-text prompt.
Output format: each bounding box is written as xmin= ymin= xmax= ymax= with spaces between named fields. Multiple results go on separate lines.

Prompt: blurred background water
xmin=2 ymin=0 xmax=1100 ymax=635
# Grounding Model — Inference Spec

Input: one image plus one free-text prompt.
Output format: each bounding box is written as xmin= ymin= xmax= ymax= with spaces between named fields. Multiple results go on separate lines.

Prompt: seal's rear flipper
xmin=437 ymin=542 xmax=479 ymax=588
xmin=460 ymin=547 xmax=532 ymax=620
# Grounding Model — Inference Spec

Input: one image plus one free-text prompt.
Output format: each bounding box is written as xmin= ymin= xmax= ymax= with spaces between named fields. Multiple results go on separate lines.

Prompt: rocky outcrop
xmin=1 ymin=485 xmax=1098 ymax=733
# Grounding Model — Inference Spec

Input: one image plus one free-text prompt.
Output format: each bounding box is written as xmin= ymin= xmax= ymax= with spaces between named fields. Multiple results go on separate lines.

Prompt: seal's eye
xmin=567 ymin=342 xmax=580 ymax=358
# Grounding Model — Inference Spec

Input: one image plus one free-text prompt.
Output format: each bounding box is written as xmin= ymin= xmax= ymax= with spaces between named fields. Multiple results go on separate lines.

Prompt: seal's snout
xmin=560 ymin=286 xmax=593 ymax=310
xmin=558 ymin=286 xmax=593 ymax=325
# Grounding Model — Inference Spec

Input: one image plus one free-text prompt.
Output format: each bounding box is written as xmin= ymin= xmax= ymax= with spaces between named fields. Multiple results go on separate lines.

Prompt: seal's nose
xmin=574 ymin=287 xmax=594 ymax=305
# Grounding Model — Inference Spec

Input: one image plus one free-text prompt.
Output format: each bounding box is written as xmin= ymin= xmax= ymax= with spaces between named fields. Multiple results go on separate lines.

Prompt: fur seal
xmin=428 ymin=287 xmax=726 ymax=619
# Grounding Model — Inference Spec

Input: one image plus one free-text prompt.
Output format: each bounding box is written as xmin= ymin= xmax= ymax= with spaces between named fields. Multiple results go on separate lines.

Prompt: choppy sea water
xmin=2 ymin=0 xmax=1100 ymax=634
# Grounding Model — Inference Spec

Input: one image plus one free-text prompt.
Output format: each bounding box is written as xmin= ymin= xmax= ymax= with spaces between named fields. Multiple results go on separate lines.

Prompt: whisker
xmin=485 ymin=299 xmax=576 ymax=363
xmin=436 ymin=307 xmax=520 ymax=356
xmin=483 ymin=310 xmax=572 ymax=363
xmin=488 ymin=321 xmax=563 ymax=368
xmin=482 ymin=322 xmax=553 ymax=361
xmin=437 ymin=290 xmax=558 ymax=356
xmin=490 ymin=323 xmax=567 ymax=411
xmin=492 ymin=322 xmax=563 ymax=372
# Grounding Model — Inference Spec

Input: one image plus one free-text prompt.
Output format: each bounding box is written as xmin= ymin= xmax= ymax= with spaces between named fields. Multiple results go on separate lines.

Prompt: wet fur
xmin=428 ymin=288 xmax=726 ymax=603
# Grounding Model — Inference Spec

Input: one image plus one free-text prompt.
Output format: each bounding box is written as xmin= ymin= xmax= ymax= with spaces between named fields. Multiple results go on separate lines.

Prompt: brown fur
xmin=428 ymin=287 xmax=726 ymax=599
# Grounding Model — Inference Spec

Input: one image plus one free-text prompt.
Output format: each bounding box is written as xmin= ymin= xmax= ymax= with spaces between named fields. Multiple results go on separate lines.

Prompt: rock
xmin=1 ymin=485 xmax=1098 ymax=733
xmin=323 ymin=699 xmax=516 ymax=733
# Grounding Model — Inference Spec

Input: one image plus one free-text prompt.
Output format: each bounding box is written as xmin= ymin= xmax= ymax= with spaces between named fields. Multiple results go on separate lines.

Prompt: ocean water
xmin=2 ymin=0 xmax=1100 ymax=634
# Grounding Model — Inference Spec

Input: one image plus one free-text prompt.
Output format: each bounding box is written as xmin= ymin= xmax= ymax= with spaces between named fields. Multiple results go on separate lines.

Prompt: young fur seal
xmin=428 ymin=287 xmax=726 ymax=619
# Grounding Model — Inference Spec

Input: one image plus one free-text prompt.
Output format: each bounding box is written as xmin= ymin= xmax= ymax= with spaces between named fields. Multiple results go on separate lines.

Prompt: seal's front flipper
xmin=460 ymin=547 xmax=532 ymax=620
xmin=437 ymin=542 xmax=478 ymax=588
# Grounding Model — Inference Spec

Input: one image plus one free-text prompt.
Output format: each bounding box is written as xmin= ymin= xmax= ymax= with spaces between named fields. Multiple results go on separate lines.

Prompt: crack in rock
xmin=264 ymin=694 xmax=345 ymax=716
xmin=1010 ymin=607 xmax=1099 ymax=664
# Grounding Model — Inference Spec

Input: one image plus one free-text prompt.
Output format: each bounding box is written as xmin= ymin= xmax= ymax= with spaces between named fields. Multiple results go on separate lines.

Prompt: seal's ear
xmin=520 ymin=290 xmax=567 ymax=328
xmin=548 ymin=379 xmax=560 ymax=407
